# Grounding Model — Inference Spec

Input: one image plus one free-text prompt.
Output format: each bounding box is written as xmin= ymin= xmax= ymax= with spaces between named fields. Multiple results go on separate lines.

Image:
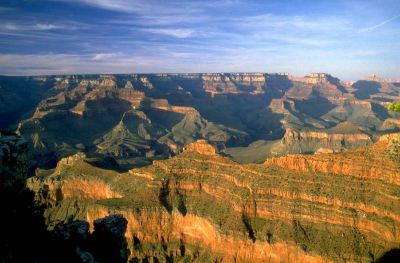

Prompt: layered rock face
xmin=0 ymin=73 xmax=399 ymax=165
xmin=27 ymin=138 xmax=400 ymax=262
xmin=201 ymin=73 xmax=266 ymax=95
xmin=272 ymin=128 xmax=373 ymax=155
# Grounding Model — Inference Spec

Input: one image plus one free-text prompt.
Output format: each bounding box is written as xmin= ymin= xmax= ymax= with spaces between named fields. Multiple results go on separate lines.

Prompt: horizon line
xmin=1 ymin=72 xmax=398 ymax=82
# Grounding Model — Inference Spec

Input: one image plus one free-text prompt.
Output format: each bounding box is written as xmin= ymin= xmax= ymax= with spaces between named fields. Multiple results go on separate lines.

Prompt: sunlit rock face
xmin=182 ymin=139 xmax=217 ymax=155
xmin=27 ymin=136 xmax=400 ymax=262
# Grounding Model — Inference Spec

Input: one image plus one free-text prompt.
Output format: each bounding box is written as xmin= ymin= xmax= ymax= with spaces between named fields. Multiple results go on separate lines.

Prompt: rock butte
xmin=182 ymin=139 xmax=217 ymax=155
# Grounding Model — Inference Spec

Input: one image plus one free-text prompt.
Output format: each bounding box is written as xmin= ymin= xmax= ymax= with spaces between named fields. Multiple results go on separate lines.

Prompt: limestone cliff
xmin=273 ymin=128 xmax=372 ymax=154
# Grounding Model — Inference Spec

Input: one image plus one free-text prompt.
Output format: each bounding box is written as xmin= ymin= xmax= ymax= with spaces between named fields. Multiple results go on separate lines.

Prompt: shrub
xmin=386 ymin=138 xmax=400 ymax=162
xmin=387 ymin=102 xmax=400 ymax=113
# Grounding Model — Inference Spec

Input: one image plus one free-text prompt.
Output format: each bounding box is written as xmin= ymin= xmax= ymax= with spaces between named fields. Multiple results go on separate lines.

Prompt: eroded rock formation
xmin=0 ymin=73 xmax=398 ymax=165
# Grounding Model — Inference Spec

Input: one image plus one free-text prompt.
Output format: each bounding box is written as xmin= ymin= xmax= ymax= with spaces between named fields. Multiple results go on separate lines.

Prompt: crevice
xmin=159 ymin=179 xmax=172 ymax=213
xmin=179 ymin=238 xmax=186 ymax=256
xmin=242 ymin=213 xmax=256 ymax=243
xmin=133 ymin=234 xmax=142 ymax=251
xmin=176 ymin=189 xmax=187 ymax=216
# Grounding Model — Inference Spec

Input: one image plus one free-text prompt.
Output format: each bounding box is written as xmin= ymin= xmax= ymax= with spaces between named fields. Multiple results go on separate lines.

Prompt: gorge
xmin=1 ymin=73 xmax=400 ymax=262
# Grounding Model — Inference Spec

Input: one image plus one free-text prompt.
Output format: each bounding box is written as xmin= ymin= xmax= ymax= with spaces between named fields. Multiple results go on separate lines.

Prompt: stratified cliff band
xmin=27 ymin=136 xmax=400 ymax=262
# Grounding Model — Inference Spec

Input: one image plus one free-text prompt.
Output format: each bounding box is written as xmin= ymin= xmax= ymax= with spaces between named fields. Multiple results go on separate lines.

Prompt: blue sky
xmin=0 ymin=0 xmax=399 ymax=80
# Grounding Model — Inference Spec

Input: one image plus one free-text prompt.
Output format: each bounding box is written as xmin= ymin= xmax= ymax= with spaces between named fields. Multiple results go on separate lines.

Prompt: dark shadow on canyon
xmin=376 ymin=248 xmax=400 ymax=263
xmin=352 ymin=81 xmax=381 ymax=100
xmin=0 ymin=132 xmax=130 ymax=263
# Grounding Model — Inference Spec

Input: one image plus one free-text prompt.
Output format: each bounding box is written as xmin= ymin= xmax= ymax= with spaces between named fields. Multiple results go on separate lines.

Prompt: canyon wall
xmin=27 ymin=138 xmax=400 ymax=262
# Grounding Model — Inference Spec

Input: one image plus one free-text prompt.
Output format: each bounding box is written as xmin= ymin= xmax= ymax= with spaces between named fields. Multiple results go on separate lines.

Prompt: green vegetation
xmin=388 ymin=102 xmax=400 ymax=113
xmin=386 ymin=138 xmax=400 ymax=162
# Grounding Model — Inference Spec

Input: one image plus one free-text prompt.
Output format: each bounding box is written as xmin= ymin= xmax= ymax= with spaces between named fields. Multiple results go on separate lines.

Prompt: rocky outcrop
xmin=265 ymin=128 xmax=373 ymax=157
xmin=151 ymin=99 xmax=200 ymax=115
xmin=93 ymin=110 xmax=167 ymax=157
xmin=55 ymin=152 xmax=86 ymax=171
xmin=182 ymin=139 xmax=217 ymax=155
xmin=364 ymin=74 xmax=386 ymax=82
xmin=380 ymin=118 xmax=400 ymax=130
xmin=266 ymin=134 xmax=400 ymax=184
xmin=117 ymin=86 xmax=145 ymax=106
xmin=28 ymin=154 xmax=123 ymax=206
xmin=282 ymin=129 xmax=371 ymax=142
xmin=303 ymin=73 xmax=332 ymax=84
xmin=201 ymin=73 xmax=266 ymax=96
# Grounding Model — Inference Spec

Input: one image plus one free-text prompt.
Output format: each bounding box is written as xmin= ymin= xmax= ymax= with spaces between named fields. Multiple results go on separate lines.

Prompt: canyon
xmin=1 ymin=73 xmax=400 ymax=262
xmin=0 ymin=73 xmax=399 ymax=165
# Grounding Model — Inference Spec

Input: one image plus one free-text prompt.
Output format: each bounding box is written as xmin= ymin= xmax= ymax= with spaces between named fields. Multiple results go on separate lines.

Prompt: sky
xmin=0 ymin=0 xmax=399 ymax=80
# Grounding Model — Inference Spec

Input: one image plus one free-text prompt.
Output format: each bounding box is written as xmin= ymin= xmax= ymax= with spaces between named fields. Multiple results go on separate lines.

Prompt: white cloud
xmin=62 ymin=0 xmax=141 ymax=12
xmin=92 ymin=52 xmax=123 ymax=60
xmin=250 ymin=32 xmax=335 ymax=46
xmin=0 ymin=53 xmax=186 ymax=75
xmin=142 ymin=28 xmax=194 ymax=38
xmin=0 ymin=53 xmax=133 ymax=75
xmin=54 ymin=0 xmax=195 ymax=14
xmin=35 ymin=23 xmax=62 ymax=30
xmin=234 ymin=14 xmax=351 ymax=33
xmin=359 ymin=14 xmax=400 ymax=33
xmin=0 ymin=23 xmax=64 ymax=31
xmin=3 ymin=23 xmax=19 ymax=30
